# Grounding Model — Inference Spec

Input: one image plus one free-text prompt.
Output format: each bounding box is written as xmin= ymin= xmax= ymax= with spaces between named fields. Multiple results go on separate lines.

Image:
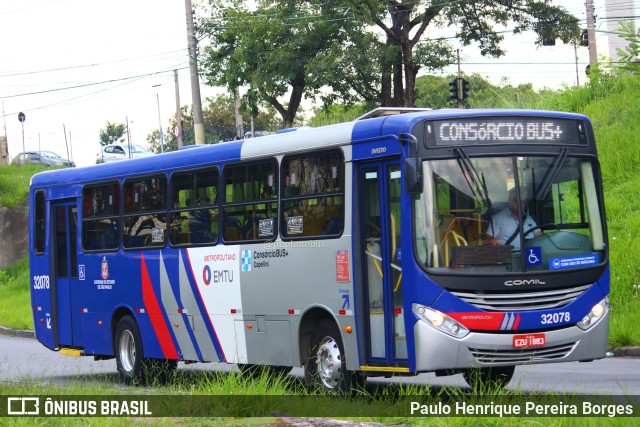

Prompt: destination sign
xmin=428 ymin=118 xmax=585 ymax=146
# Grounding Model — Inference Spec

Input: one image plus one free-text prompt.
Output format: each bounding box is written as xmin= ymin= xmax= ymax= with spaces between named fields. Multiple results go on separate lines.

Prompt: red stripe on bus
xmin=141 ymin=253 xmax=179 ymax=360
xmin=513 ymin=314 xmax=521 ymax=330
xmin=447 ymin=312 xmax=505 ymax=330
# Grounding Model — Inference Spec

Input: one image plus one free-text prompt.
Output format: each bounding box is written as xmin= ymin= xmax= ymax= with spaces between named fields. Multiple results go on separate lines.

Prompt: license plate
xmin=513 ymin=333 xmax=546 ymax=349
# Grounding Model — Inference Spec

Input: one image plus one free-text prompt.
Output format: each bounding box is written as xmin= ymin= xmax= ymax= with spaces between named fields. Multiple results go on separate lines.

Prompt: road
xmin=2 ymin=334 xmax=640 ymax=394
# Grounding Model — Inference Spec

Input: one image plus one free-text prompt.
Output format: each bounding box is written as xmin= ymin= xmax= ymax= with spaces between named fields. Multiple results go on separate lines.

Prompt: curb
xmin=612 ymin=347 xmax=640 ymax=358
xmin=0 ymin=325 xmax=34 ymax=339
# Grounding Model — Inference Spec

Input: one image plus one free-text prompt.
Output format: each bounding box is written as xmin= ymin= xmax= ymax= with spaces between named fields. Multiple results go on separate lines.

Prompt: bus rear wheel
xmin=305 ymin=320 xmax=362 ymax=393
xmin=114 ymin=315 xmax=176 ymax=384
xmin=463 ymin=366 xmax=515 ymax=391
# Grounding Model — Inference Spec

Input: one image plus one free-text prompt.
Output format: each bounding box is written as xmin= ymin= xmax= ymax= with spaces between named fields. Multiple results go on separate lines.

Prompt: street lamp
xmin=152 ymin=84 xmax=165 ymax=153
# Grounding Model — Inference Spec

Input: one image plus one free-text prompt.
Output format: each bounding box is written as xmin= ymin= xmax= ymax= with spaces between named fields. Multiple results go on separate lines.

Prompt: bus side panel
xmin=235 ymin=237 xmax=357 ymax=368
xmin=29 ymin=242 xmax=56 ymax=350
xmin=30 ymin=197 xmax=56 ymax=350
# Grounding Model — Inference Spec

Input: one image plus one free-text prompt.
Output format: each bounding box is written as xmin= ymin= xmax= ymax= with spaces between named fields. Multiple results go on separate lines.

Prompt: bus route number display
xmin=429 ymin=118 xmax=584 ymax=146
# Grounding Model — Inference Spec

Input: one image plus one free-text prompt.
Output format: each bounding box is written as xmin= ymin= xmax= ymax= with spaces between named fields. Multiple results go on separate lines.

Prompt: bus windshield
xmin=414 ymin=155 xmax=606 ymax=273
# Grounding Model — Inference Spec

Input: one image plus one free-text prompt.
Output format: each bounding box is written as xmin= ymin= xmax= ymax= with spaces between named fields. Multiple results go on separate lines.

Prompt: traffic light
xmin=450 ymin=78 xmax=469 ymax=101
xmin=449 ymin=79 xmax=458 ymax=100
xmin=580 ymin=29 xmax=589 ymax=47
xmin=460 ymin=78 xmax=469 ymax=100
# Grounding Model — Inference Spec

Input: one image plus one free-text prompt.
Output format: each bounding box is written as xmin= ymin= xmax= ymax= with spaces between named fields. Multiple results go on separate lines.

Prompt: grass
xmin=0 ymin=257 xmax=32 ymax=330
xmin=0 ymin=164 xmax=48 ymax=208
xmin=1 ymin=374 xmax=639 ymax=425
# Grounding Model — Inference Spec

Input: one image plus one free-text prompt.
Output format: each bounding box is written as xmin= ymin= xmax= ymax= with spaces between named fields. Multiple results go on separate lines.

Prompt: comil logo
xmin=504 ymin=279 xmax=546 ymax=286
xmin=7 ymin=397 xmax=40 ymax=415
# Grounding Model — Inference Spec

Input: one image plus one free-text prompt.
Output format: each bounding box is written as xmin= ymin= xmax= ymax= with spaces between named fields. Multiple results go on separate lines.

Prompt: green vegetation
xmin=1 ymin=373 xmax=639 ymax=425
xmin=0 ymin=257 xmax=31 ymax=330
xmin=0 ymin=164 xmax=47 ymax=208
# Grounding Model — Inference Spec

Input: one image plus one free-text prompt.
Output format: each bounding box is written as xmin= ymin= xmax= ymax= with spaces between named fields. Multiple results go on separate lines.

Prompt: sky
xmin=0 ymin=0 xmax=632 ymax=167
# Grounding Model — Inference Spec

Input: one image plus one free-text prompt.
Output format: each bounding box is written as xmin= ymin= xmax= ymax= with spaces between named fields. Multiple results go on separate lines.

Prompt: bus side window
xmin=281 ymin=150 xmax=344 ymax=239
xmin=82 ymin=182 xmax=121 ymax=251
xmin=222 ymin=161 xmax=277 ymax=243
xmin=122 ymin=176 xmax=167 ymax=249
xmin=34 ymin=190 xmax=46 ymax=254
xmin=169 ymin=168 xmax=219 ymax=247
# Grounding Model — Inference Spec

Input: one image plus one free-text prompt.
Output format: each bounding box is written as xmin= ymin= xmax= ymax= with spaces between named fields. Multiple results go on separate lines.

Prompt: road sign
xmin=18 ymin=112 xmax=26 ymax=123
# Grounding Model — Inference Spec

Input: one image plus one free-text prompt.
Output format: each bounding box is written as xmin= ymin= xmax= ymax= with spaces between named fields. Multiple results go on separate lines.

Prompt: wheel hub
xmin=119 ymin=330 xmax=136 ymax=373
xmin=316 ymin=337 xmax=342 ymax=390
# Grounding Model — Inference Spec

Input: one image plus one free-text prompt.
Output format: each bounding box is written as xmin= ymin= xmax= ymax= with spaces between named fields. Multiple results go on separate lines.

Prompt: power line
xmin=1 ymin=67 xmax=188 ymax=100
xmin=0 ymin=49 xmax=188 ymax=79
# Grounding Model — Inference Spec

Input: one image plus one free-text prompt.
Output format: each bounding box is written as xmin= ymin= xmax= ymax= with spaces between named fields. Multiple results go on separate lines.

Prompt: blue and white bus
xmin=29 ymin=108 xmax=609 ymax=391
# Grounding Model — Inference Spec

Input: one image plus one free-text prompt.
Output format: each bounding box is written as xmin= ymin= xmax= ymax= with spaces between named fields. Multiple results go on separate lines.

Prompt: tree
xmin=198 ymin=1 xmax=580 ymax=123
xmin=198 ymin=0 xmax=366 ymax=128
xmin=347 ymin=0 xmax=580 ymax=107
xmin=146 ymin=95 xmax=282 ymax=152
xmin=615 ymin=20 xmax=640 ymax=75
xmin=99 ymin=122 xmax=126 ymax=146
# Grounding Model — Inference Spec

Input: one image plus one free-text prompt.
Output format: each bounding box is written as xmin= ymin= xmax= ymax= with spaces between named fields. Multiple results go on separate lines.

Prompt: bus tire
xmin=115 ymin=315 xmax=146 ymax=384
xmin=305 ymin=320 xmax=361 ymax=393
xmin=463 ymin=365 xmax=515 ymax=391
xmin=114 ymin=316 xmax=178 ymax=385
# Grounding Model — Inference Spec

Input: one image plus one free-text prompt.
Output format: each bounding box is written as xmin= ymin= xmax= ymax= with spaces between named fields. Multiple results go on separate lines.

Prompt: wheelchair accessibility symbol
xmin=527 ymin=247 xmax=542 ymax=266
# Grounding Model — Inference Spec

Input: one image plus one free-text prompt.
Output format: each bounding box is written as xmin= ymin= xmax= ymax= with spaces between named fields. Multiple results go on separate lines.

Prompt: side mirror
xmin=404 ymin=157 xmax=423 ymax=194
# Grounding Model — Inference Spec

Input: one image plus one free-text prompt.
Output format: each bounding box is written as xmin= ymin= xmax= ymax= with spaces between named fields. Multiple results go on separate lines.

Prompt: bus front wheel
xmin=305 ymin=320 xmax=362 ymax=393
xmin=114 ymin=315 xmax=177 ymax=384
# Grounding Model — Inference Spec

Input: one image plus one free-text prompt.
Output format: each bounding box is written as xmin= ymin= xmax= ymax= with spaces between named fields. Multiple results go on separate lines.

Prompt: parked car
xmin=12 ymin=151 xmax=75 ymax=167
xmin=96 ymin=144 xmax=154 ymax=164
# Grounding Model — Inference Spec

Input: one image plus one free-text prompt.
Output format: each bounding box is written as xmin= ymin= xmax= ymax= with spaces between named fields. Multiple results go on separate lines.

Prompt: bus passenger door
xmin=52 ymin=200 xmax=80 ymax=348
xmin=359 ymin=160 xmax=407 ymax=366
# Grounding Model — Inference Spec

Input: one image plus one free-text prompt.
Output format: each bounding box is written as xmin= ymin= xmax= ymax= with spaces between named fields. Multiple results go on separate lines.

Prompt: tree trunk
xmin=380 ymin=34 xmax=393 ymax=106
xmin=403 ymin=41 xmax=417 ymax=107
xmin=392 ymin=46 xmax=404 ymax=106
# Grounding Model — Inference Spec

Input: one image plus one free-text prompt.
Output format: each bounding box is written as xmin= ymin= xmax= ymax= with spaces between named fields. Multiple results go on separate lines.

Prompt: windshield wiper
xmin=455 ymin=148 xmax=492 ymax=210
xmin=536 ymin=147 xmax=568 ymax=201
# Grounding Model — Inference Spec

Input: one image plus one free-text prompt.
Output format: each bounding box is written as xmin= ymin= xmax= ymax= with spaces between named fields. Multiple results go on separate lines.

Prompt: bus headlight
xmin=577 ymin=297 xmax=609 ymax=331
xmin=413 ymin=304 xmax=469 ymax=338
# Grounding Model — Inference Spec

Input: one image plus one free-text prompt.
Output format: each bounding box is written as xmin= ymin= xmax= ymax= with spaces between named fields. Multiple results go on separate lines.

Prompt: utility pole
xmin=62 ymin=124 xmax=70 ymax=165
xmin=586 ymin=0 xmax=597 ymax=67
xmin=174 ymin=69 xmax=184 ymax=148
xmin=126 ymin=116 xmax=132 ymax=158
xmin=153 ymin=84 xmax=165 ymax=153
xmin=1 ymin=101 xmax=8 ymax=165
xmin=185 ymin=0 xmax=205 ymax=145
xmin=574 ymin=42 xmax=580 ymax=86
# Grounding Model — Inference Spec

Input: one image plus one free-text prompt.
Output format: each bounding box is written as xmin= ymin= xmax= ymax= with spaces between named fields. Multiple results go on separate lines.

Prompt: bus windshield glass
xmin=414 ymin=155 xmax=605 ymax=273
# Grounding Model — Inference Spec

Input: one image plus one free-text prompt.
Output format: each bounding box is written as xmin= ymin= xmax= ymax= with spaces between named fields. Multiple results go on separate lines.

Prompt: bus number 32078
xmin=541 ymin=312 xmax=570 ymax=324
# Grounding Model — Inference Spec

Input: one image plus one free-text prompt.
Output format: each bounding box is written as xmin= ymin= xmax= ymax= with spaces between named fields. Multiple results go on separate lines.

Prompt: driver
xmin=485 ymin=189 xmax=542 ymax=249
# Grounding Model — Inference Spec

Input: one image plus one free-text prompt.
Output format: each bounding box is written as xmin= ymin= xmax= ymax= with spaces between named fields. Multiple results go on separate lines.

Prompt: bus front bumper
xmin=413 ymin=311 xmax=609 ymax=372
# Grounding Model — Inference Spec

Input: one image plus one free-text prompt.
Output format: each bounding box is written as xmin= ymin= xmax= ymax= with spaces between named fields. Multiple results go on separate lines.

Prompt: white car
xmin=96 ymin=144 xmax=154 ymax=164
